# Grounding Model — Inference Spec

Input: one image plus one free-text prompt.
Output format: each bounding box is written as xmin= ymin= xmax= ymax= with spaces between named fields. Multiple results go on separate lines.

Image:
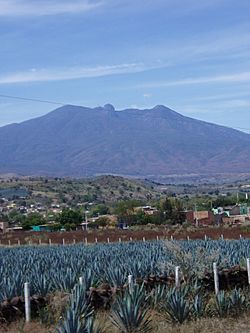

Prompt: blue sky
xmin=0 ymin=0 xmax=250 ymax=132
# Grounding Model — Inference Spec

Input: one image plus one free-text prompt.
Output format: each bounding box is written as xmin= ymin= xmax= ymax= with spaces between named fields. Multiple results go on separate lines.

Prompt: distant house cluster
xmin=184 ymin=203 xmax=250 ymax=226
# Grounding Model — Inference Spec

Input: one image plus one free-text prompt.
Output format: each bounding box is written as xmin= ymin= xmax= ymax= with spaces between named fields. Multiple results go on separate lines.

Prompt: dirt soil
xmin=0 ymin=226 xmax=249 ymax=246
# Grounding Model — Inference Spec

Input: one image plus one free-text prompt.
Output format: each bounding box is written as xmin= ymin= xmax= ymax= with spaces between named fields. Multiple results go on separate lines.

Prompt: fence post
xmin=18 ymin=239 xmax=20 ymax=246
xmin=119 ymin=237 xmax=121 ymax=243
xmin=73 ymin=239 xmax=76 ymax=245
xmin=128 ymin=274 xmax=133 ymax=293
xmin=175 ymin=266 xmax=180 ymax=288
xmin=142 ymin=237 xmax=145 ymax=242
xmin=8 ymin=240 xmax=11 ymax=247
xmin=107 ymin=237 xmax=110 ymax=243
xmin=129 ymin=237 xmax=133 ymax=242
xmin=213 ymin=262 xmax=219 ymax=295
xmin=240 ymin=234 xmax=242 ymax=239
xmin=62 ymin=238 xmax=65 ymax=246
xmin=79 ymin=276 xmax=84 ymax=286
xmin=24 ymin=282 xmax=31 ymax=322
xmin=221 ymin=234 xmax=224 ymax=240
xmin=95 ymin=237 xmax=98 ymax=244
xmin=49 ymin=239 xmax=52 ymax=246
xmin=39 ymin=239 xmax=42 ymax=246
xmin=187 ymin=236 xmax=190 ymax=241
xmin=85 ymin=237 xmax=88 ymax=245
xmin=156 ymin=235 xmax=159 ymax=241
xmin=204 ymin=234 xmax=207 ymax=241
xmin=171 ymin=235 xmax=174 ymax=241
xmin=247 ymin=258 xmax=250 ymax=285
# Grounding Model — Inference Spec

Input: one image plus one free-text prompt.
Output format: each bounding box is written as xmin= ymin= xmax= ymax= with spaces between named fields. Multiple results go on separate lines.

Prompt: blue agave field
xmin=0 ymin=239 xmax=250 ymax=301
xmin=0 ymin=239 xmax=250 ymax=332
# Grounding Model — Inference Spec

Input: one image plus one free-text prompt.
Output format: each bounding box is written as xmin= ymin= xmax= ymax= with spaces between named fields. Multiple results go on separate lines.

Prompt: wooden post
xmin=8 ymin=240 xmax=11 ymax=247
xmin=171 ymin=235 xmax=174 ymax=241
xmin=221 ymin=234 xmax=224 ymax=240
xmin=85 ymin=237 xmax=88 ymax=245
xmin=187 ymin=236 xmax=190 ymax=241
xmin=129 ymin=237 xmax=133 ymax=242
xmin=213 ymin=262 xmax=219 ymax=295
xmin=28 ymin=240 xmax=31 ymax=246
xmin=62 ymin=238 xmax=65 ymax=245
xmin=204 ymin=234 xmax=207 ymax=241
xmin=24 ymin=282 xmax=31 ymax=322
xmin=95 ymin=237 xmax=98 ymax=244
xmin=156 ymin=235 xmax=159 ymax=241
xmin=49 ymin=239 xmax=52 ymax=246
xmin=119 ymin=237 xmax=121 ymax=243
xmin=18 ymin=239 xmax=20 ymax=246
xmin=79 ymin=276 xmax=84 ymax=286
xmin=240 ymin=234 xmax=242 ymax=239
xmin=107 ymin=237 xmax=110 ymax=243
xmin=175 ymin=266 xmax=180 ymax=288
xmin=73 ymin=239 xmax=76 ymax=245
xmin=39 ymin=239 xmax=42 ymax=245
xmin=247 ymin=258 xmax=250 ymax=285
xmin=142 ymin=237 xmax=145 ymax=242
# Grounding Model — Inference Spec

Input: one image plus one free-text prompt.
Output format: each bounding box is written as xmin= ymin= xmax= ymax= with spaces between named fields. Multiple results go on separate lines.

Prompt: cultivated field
xmin=0 ymin=239 xmax=250 ymax=332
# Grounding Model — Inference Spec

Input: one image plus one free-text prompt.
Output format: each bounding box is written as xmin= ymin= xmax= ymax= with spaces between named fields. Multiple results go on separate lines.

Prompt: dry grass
xmin=154 ymin=313 xmax=250 ymax=333
xmin=0 ymin=321 xmax=50 ymax=333
xmin=2 ymin=313 xmax=249 ymax=333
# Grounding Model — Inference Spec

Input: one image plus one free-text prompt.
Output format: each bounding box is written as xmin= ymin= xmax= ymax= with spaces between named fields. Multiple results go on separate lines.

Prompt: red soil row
xmin=0 ymin=226 xmax=249 ymax=246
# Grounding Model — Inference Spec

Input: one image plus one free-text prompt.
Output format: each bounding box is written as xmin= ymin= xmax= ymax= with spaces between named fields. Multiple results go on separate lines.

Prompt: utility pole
xmin=195 ymin=203 xmax=199 ymax=227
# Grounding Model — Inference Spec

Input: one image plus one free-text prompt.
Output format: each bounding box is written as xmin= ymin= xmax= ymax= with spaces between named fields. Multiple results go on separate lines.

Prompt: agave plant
xmin=192 ymin=294 xmax=206 ymax=318
xmin=55 ymin=284 xmax=94 ymax=333
xmin=55 ymin=308 xmax=86 ymax=333
xmin=163 ymin=288 xmax=190 ymax=324
xmin=148 ymin=284 xmax=168 ymax=309
xmin=229 ymin=288 xmax=246 ymax=315
xmin=215 ymin=291 xmax=231 ymax=317
xmin=70 ymin=284 xmax=93 ymax=317
xmin=110 ymin=285 xmax=152 ymax=333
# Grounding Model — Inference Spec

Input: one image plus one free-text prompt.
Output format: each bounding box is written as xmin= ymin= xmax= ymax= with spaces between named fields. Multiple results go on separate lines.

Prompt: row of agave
xmin=0 ymin=239 xmax=250 ymax=301
xmin=54 ymin=281 xmax=250 ymax=333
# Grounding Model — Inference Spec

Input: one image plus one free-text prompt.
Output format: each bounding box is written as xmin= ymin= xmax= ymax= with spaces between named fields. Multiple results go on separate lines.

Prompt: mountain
xmin=0 ymin=104 xmax=250 ymax=177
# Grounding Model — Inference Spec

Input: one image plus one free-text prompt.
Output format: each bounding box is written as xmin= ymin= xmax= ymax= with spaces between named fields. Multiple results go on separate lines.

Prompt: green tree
xmin=56 ymin=208 xmax=83 ymax=225
xmin=22 ymin=213 xmax=46 ymax=230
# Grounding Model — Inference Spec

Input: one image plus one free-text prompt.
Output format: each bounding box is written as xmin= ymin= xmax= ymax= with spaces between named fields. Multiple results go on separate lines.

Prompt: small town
xmin=0 ymin=176 xmax=249 ymax=238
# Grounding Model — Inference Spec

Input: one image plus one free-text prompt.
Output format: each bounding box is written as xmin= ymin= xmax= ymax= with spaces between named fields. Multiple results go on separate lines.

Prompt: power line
xmin=0 ymin=94 xmax=65 ymax=106
xmin=0 ymin=93 xmax=250 ymax=132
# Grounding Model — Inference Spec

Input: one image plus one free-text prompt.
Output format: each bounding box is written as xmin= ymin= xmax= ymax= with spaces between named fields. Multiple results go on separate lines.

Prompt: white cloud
xmin=136 ymin=71 xmax=250 ymax=89
xmin=0 ymin=63 xmax=151 ymax=84
xmin=0 ymin=0 xmax=102 ymax=17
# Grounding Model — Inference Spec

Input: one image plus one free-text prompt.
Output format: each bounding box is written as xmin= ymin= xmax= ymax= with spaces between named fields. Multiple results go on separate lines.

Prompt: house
xmin=0 ymin=221 xmax=9 ymax=233
xmin=31 ymin=225 xmax=52 ymax=232
xmin=223 ymin=204 xmax=248 ymax=216
xmin=185 ymin=210 xmax=215 ymax=226
xmin=221 ymin=215 xmax=250 ymax=225
xmin=135 ymin=206 xmax=159 ymax=215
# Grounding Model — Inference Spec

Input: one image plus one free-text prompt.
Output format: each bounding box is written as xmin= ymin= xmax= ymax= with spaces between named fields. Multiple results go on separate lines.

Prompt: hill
xmin=0 ymin=104 xmax=250 ymax=177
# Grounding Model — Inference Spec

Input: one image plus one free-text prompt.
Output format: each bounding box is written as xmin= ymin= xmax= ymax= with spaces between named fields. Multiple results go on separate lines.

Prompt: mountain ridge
xmin=0 ymin=104 xmax=249 ymax=177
